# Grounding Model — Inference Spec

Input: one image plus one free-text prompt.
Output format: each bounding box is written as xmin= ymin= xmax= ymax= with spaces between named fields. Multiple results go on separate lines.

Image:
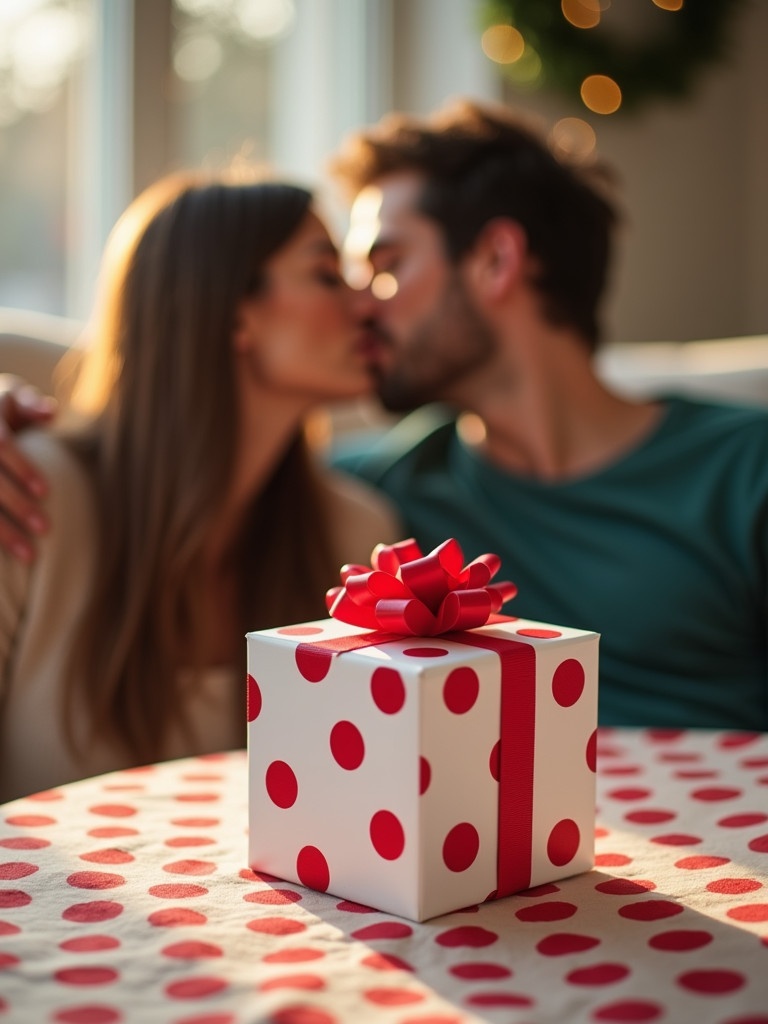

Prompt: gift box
xmin=246 ymin=540 xmax=598 ymax=921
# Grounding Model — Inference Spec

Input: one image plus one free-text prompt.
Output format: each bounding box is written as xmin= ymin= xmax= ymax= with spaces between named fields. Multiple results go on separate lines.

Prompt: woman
xmin=0 ymin=170 xmax=400 ymax=802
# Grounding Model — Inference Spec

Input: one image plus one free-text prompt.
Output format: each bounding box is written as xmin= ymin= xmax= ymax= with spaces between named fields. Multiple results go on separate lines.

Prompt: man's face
xmin=345 ymin=171 xmax=495 ymax=412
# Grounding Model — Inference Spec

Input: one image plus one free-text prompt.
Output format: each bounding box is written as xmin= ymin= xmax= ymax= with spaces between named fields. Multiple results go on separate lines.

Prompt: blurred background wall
xmin=0 ymin=0 xmax=765 ymax=345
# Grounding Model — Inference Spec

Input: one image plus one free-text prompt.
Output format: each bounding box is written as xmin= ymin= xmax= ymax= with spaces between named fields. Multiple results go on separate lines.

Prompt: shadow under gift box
xmin=246 ymin=615 xmax=599 ymax=921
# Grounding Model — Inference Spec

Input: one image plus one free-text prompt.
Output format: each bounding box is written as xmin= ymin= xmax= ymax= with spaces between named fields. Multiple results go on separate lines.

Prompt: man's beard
xmin=373 ymin=274 xmax=496 ymax=413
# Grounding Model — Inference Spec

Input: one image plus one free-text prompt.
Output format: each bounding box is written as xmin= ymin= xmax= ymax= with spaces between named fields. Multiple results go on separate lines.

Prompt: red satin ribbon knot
xmin=326 ymin=538 xmax=518 ymax=636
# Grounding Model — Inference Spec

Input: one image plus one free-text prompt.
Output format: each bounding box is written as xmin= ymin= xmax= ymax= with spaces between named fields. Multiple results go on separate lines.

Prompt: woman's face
xmin=236 ymin=210 xmax=374 ymax=403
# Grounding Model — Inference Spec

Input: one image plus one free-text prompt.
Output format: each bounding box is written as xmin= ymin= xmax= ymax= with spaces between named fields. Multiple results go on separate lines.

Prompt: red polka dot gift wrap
xmin=246 ymin=614 xmax=599 ymax=920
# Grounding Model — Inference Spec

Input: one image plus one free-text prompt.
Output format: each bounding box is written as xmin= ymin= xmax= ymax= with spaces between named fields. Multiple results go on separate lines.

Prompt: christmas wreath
xmin=481 ymin=0 xmax=746 ymax=114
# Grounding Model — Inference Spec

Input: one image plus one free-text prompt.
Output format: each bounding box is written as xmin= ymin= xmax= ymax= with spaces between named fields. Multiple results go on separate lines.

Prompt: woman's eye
xmin=317 ymin=269 xmax=343 ymax=287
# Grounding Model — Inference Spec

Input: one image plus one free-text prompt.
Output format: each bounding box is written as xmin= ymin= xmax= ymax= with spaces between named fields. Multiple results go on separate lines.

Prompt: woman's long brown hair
xmin=60 ymin=171 xmax=339 ymax=765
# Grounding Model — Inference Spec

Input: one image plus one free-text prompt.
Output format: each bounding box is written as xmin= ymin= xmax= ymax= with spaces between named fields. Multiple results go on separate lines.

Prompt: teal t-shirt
xmin=333 ymin=397 xmax=768 ymax=731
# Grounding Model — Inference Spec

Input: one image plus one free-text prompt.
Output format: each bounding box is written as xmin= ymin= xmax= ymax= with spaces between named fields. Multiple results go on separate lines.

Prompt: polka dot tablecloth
xmin=1 ymin=728 xmax=767 ymax=1024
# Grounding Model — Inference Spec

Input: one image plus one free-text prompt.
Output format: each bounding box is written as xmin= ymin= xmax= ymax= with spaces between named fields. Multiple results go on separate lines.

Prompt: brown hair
xmin=60 ymin=171 xmax=338 ymax=764
xmin=330 ymin=99 xmax=619 ymax=349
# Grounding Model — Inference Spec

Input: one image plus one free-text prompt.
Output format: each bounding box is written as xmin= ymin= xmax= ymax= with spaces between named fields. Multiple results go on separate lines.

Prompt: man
xmin=3 ymin=100 xmax=768 ymax=729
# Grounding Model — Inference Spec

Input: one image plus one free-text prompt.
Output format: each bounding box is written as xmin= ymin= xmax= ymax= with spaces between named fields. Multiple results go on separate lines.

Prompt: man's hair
xmin=330 ymin=99 xmax=620 ymax=350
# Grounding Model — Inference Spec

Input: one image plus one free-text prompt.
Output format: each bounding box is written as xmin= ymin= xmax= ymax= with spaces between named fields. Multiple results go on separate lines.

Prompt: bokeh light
xmin=481 ymin=24 xmax=525 ymax=64
xmin=550 ymin=117 xmax=597 ymax=159
xmin=652 ymin=0 xmax=684 ymax=10
xmin=580 ymin=74 xmax=622 ymax=114
xmin=371 ymin=272 xmax=398 ymax=301
xmin=561 ymin=0 xmax=601 ymax=30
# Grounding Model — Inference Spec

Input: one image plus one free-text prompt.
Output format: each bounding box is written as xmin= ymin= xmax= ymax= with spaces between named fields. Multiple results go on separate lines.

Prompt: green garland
xmin=481 ymin=0 xmax=746 ymax=113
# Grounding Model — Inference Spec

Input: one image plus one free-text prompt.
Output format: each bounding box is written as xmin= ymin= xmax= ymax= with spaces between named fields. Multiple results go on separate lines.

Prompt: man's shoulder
xmin=331 ymin=404 xmax=457 ymax=485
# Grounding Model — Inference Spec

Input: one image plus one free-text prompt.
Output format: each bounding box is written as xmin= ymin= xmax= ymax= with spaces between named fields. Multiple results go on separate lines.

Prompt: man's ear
xmin=465 ymin=218 xmax=528 ymax=301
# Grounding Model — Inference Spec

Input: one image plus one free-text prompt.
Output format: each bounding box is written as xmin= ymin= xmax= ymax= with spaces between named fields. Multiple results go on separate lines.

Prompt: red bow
xmin=326 ymin=538 xmax=518 ymax=636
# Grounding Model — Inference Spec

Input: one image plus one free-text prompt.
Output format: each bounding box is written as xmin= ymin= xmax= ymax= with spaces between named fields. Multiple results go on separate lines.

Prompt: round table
xmin=1 ymin=728 xmax=767 ymax=1023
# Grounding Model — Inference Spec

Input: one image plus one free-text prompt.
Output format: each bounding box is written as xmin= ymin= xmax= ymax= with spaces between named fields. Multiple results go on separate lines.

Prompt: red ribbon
xmin=296 ymin=621 xmax=536 ymax=899
xmin=326 ymin=538 xmax=518 ymax=636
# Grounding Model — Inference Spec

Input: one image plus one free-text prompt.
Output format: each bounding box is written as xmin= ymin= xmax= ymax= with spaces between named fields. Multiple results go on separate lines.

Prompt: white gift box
xmin=246 ymin=615 xmax=598 ymax=921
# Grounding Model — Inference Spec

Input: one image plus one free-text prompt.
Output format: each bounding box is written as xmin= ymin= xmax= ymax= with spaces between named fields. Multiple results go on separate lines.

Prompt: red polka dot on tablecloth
xmin=443 ymin=667 xmax=479 ymax=714
xmin=674 ymin=769 xmax=719 ymax=780
xmin=296 ymin=846 xmax=330 ymax=892
xmin=241 ymin=868 xmax=280 ymax=883
xmin=592 ymin=999 xmax=663 ymax=1021
xmin=675 ymin=855 xmax=730 ymax=869
xmin=165 ymin=977 xmax=228 ymax=999
xmin=658 ymin=751 xmax=701 ymax=763
xmin=595 ymin=880 xmax=655 ymax=896
xmin=270 ymin=1008 xmax=336 ymax=1024
xmin=162 ymin=859 xmax=217 ymax=876
xmin=171 ymin=817 xmax=220 ymax=828
xmin=515 ymin=902 xmax=578 ymax=923
xmin=677 ymin=969 xmax=746 ymax=994
xmin=87 ymin=828 xmax=138 ymax=839
xmin=449 ymin=962 xmax=512 ymax=980
xmin=352 ymin=921 xmax=414 ymax=940
xmin=59 ymin=936 xmax=120 ymax=953
xmin=63 ymin=902 xmax=124 ymax=923
xmin=585 ymin=730 xmax=598 ymax=773
xmin=66 ymin=872 xmax=125 ymax=890
xmin=465 ymin=992 xmax=534 ymax=1008
xmin=173 ymin=792 xmax=220 ymax=804
xmin=360 ymin=952 xmax=414 ymax=972
xmin=646 ymin=728 xmax=685 ymax=743
xmin=363 ymin=988 xmax=424 ymax=1006
xmin=0 ymin=889 xmax=31 ymax=908
xmin=160 ymin=942 xmax=222 ymax=958
xmin=3 ymin=814 xmax=56 ymax=827
xmin=624 ymin=810 xmax=676 ymax=825
xmin=370 ymin=811 xmax=405 ymax=860
xmin=246 ymin=916 xmax=308 ymax=935
xmin=259 ymin=974 xmax=326 ymax=992
xmin=719 ymin=732 xmax=760 ymax=748
xmin=420 ymin=757 xmax=431 ymax=795
xmin=174 ymin=1015 xmax=235 ymax=1024
xmin=0 ymin=921 xmax=20 ymax=935
xmin=148 ymin=884 xmax=208 ymax=899
xmin=552 ymin=659 xmax=585 ymax=707
xmin=707 ymin=878 xmax=763 ymax=895
xmin=165 ymin=836 xmax=215 ymax=848
xmin=336 ymin=900 xmax=376 ymax=913
xmin=330 ymin=721 xmax=365 ymax=770
xmin=566 ymin=963 xmax=630 ymax=986
xmin=266 ymin=761 xmax=299 ymax=809
xmin=87 ymin=805 xmax=137 ymax=818
xmin=648 ymin=929 xmax=713 ymax=951
xmin=247 ymin=674 xmax=262 ymax=722
xmin=79 ymin=850 xmax=134 ymax=866
xmin=54 ymin=967 xmax=119 ymax=986
xmin=649 ymin=833 xmax=702 ymax=846
xmin=547 ymin=819 xmax=580 ymax=867
xmin=0 ymin=861 xmax=38 ymax=879
xmin=0 ymin=836 xmax=49 ymax=849
xmin=52 ymin=1008 xmax=122 ymax=1024
xmin=727 ymin=903 xmax=768 ymax=922
xmin=536 ymin=932 xmax=601 ymax=956
xmin=748 ymin=833 xmax=768 ymax=853
xmin=435 ymin=925 xmax=499 ymax=948
xmin=244 ymin=888 xmax=303 ymax=905
xmin=148 ymin=908 xmax=208 ymax=927
xmin=0 ymin=952 xmax=19 ymax=967
xmin=371 ymin=667 xmax=406 ymax=714
xmin=263 ymin=948 xmax=326 ymax=964
xmin=741 ymin=756 xmax=768 ymax=769
xmin=607 ymin=788 xmax=652 ymax=801
xmin=594 ymin=854 xmax=632 ymax=868
xmin=295 ymin=645 xmax=333 ymax=683
xmin=691 ymin=786 xmax=743 ymax=801
xmin=618 ymin=900 xmax=683 ymax=921
xmin=602 ymin=766 xmax=642 ymax=777
xmin=443 ymin=823 xmax=480 ymax=872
